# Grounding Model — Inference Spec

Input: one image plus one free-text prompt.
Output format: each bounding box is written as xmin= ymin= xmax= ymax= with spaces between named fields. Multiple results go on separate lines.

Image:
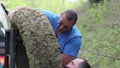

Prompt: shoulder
xmin=40 ymin=10 xmax=60 ymax=19
xmin=64 ymin=25 xmax=82 ymax=39
xmin=62 ymin=26 xmax=82 ymax=45
xmin=72 ymin=25 xmax=82 ymax=37
xmin=40 ymin=10 xmax=60 ymax=24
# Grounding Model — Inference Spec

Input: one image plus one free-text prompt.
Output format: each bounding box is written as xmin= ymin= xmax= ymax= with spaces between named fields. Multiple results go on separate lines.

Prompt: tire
xmin=9 ymin=7 xmax=62 ymax=68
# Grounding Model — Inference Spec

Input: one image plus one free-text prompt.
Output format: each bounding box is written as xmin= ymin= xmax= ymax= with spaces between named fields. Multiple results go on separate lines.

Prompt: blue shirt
xmin=0 ymin=62 xmax=3 ymax=68
xmin=40 ymin=10 xmax=82 ymax=57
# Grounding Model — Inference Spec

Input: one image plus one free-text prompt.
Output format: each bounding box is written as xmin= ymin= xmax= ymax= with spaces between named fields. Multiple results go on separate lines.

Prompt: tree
xmin=88 ymin=0 xmax=104 ymax=4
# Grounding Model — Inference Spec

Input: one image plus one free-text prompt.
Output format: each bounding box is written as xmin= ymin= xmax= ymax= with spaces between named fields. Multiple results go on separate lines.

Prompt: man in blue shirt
xmin=40 ymin=9 xmax=82 ymax=67
xmin=8 ymin=7 xmax=82 ymax=67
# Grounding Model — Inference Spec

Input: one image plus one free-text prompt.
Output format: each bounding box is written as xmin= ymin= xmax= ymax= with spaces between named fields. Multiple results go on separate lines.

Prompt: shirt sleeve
xmin=63 ymin=37 xmax=82 ymax=57
xmin=39 ymin=10 xmax=59 ymax=33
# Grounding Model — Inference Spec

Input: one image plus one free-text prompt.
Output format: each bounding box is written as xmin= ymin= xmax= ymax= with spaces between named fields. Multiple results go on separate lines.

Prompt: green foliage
xmin=78 ymin=0 xmax=120 ymax=68
xmin=88 ymin=0 xmax=104 ymax=4
xmin=1 ymin=0 xmax=76 ymax=13
xmin=83 ymin=3 xmax=106 ymax=23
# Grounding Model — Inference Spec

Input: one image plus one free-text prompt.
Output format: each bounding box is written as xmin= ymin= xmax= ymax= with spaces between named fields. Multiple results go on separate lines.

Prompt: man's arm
xmin=61 ymin=37 xmax=82 ymax=67
xmin=61 ymin=54 xmax=75 ymax=67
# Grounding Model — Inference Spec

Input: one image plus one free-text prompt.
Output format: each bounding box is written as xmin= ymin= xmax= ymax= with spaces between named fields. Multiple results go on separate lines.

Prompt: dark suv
xmin=0 ymin=21 xmax=5 ymax=67
xmin=0 ymin=2 xmax=9 ymax=68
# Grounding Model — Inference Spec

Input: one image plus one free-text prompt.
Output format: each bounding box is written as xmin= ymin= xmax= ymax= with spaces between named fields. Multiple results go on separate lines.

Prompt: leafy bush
xmin=78 ymin=0 xmax=120 ymax=68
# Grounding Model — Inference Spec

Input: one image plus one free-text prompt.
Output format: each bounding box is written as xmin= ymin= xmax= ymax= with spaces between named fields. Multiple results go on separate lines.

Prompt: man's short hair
xmin=78 ymin=58 xmax=91 ymax=68
xmin=61 ymin=9 xmax=78 ymax=25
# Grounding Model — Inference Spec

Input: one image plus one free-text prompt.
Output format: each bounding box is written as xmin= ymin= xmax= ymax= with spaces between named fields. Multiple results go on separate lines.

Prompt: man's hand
xmin=61 ymin=54 xmax=75 ymax=67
